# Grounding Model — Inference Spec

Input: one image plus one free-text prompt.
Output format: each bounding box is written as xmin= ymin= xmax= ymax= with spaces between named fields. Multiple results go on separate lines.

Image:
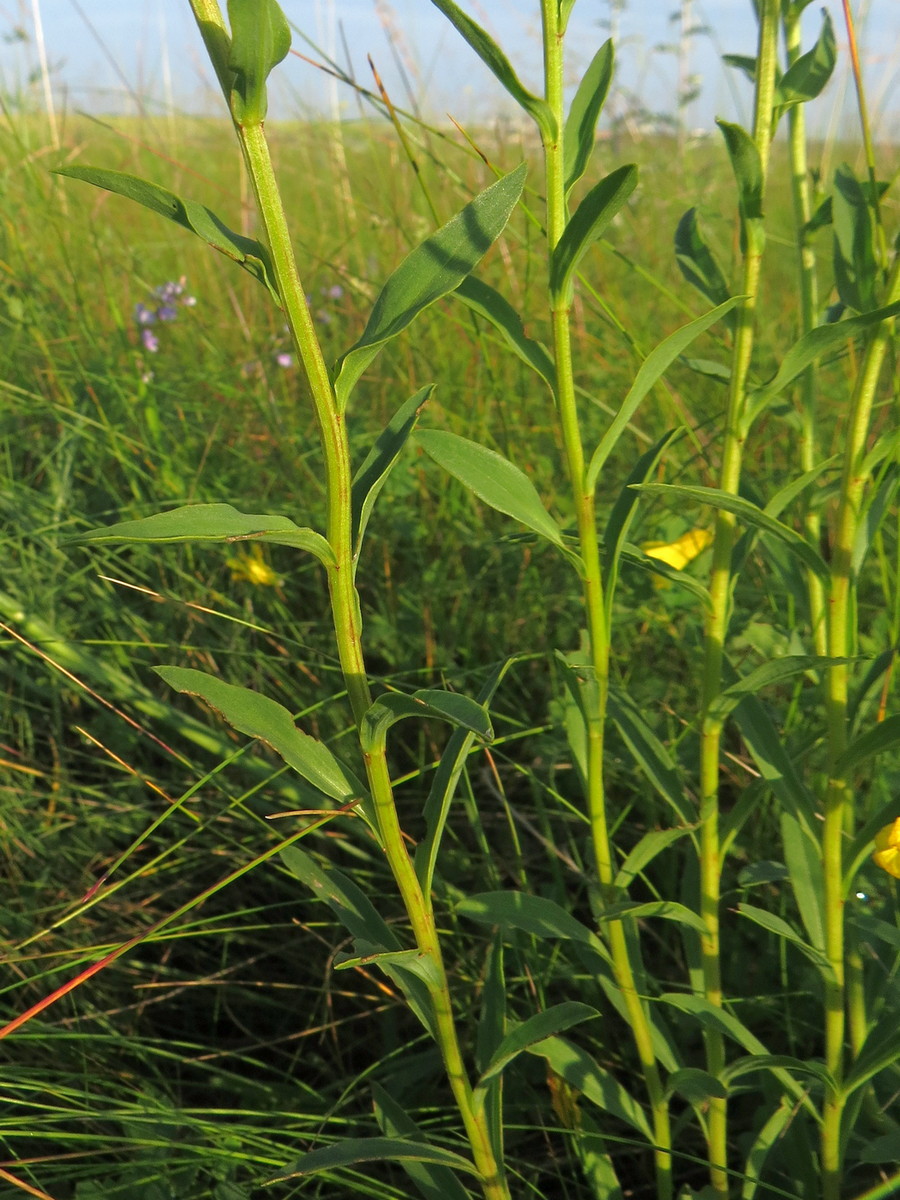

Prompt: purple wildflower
xmin=133 ymin=276 xmax=196 ymax=355
xmin=141 ymin=328 xmax=160 ymax=353
xmin=324 ymin=284 xmax=344 ymax=301
xmin=275 ymin=352 xmax=294 ymax=368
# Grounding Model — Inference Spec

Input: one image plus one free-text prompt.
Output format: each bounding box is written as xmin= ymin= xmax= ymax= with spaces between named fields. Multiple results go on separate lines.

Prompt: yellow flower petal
xmin=226 ymin=545 xmax=280 ymax=587
xmin=643 ymin=528 xmax=713 ymax=570
xmin=873 ymin=816 xmax=900 ymax=879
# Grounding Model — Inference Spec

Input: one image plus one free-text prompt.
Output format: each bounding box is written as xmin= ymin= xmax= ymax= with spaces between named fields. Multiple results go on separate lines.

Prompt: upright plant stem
xmin=540 ymin=5 xmax=672 ymax=1197
xmin=697 ymin=5 xmax=778 ymax=1195
xmin=186 ymin=5 xmax=509 ymax=1196
xmin=821 ymin=249 xmax=900 ymax=1200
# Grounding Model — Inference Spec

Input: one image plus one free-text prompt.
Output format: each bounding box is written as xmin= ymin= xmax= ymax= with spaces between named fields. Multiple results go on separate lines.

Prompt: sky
xmin=0 ymin=1 xmax=897 ymax=139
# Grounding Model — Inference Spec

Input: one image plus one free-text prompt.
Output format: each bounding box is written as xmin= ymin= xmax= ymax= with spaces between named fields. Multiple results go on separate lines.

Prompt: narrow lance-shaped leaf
xmin=266 ymin=1137 xmax=481 ymax=1186
xmin=227 ymin=0 xmax=291 ymax=125
xmin=156 ymin=667 xmax=366 ymax=805
xmin=832 ymin=164 xmax=878 ymax=314
xmin=416 ymin=429 xmax=566 ymax=550
xmin=717 ymin=119 xmax=765 ymax=255
xmin=454 ymin=276 xmax=556 ymax=395
xmin=633 ymin=483 xmax=830 ymax=579
xmin=777 ymin=10 xmax=836 ymax=110
xmin=475 ymin=1003 xmax=600 ymax=1091
xmin=69 ymin=502 xmax=335 ymax=567
xmin=360 ymin=688 xmax=493 ymax=756
xmin=53 ymin=167 xmax=280 ymax=304
xmin=334 ymin=163 xmax=526 ymax=410
xmin=352 ymin=386 xmax=433 ymax=561
xmin=372 ymin=1084 xmax=472 ymax=1200
xmin=708 ymin=655 xmax=855 ymax=726
xmin=563 ymin=41 xmax=614 ymax=197
xmin=550 ymin=164 xmax=637 ymax=306
xmin=674 ymin=208 xmax=734 ymax=322
xmin=586 ymin=298 xmax=739 ymax=491
xmin=427 ymin=0 xmax=554 ymax=139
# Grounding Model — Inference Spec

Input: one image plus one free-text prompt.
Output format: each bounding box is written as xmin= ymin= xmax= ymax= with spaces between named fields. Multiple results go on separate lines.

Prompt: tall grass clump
xmin=2 ymin=1 xmax=899 ymax=1198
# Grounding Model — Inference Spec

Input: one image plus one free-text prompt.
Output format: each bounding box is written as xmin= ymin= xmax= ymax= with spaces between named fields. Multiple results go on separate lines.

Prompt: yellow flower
xmin=226 ymin=544 xmax=280 ymax=587
xmin=643 ymin=528 xmax=713 ymax=571
xmin=873 ymin=817 xmax=900 ymax=879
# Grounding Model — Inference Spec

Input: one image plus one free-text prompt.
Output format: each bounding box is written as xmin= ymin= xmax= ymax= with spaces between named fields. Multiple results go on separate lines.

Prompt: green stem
xmin=698 ymin=6 xmax=778 ymax=1195
xmin=821 ymin=249 xmax=900 ymax=1200
xmin=187 ymin=5 xmax=509 ymax=1196
xmin=541 ymin=6 xmax=672 ymax=1198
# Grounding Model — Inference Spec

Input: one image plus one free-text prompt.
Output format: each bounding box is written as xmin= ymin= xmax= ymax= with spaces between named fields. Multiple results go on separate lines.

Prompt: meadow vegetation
xmin=1 ymin=2 xmax=899 ymax=1198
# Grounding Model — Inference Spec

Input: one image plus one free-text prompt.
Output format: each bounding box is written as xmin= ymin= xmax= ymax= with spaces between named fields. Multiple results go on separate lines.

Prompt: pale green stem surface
xmin=541 ymin=5 xmax=672 ymax=1197
xmin=187 ymin=4 xmax=509 ymax=1195
xmin=697 ymin=5 xmax=778 ymax=1195
xmin=821 ymin=250 xmax=900 ymax=1200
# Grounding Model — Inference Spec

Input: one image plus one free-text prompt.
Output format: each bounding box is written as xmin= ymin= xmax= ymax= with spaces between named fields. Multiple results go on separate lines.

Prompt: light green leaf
xmin=834 ymin=714 xmax=900 ymax=777
xmin=476 ymin=1002 xmax=600 ymax=1090
xmin=526 ymin=1036 xmax=653 ymax=1140
xmin=372 ymin=1084 xmax=472 ymax=1200
xmin=608 ymin=685 xmax=695 ymax=824
xmin=741 ymin=1102 xmax=800 ymax=1200
xmin=416 ymin=429 xmax=564 ymax=548
xmin=333 ymin=945 xmax=442 ymax=989
xmin=427 ymin=0 xmax=554 ymax=138
xmin=717 ymin=119 xmax=764 ymax=253
xmin=550 ymin=165 xmax=637 ymax=306
xmin=833 ymin=163 xmax=878 ymax=314
xmin=708 ymin=655 xmax=853 ymax=725
xmin=70 ymin=502 xmax=334 ymax=566
xmin=267 ymin=1137 xmax=480 ymax=1184
xmin=633 ymin=483 xmax=829 ymax=579
xmin=563 ymin=41 xmax=615 ymax=197
xmin=614 ymin=827 xmax=695 ymax=890
xmin=587 ymin=299 xmax=739 ymax=491
xmin=156 ymin=667 xmax=364 ymax=804
xmin=599 ymin=900 xmax=706 ymax=934
xmin=227 ymin=0 xmax=291 ymax=125
xmin=844 ymin=1024 xmax=900 ymax=1096
xmin=360 ymin=688 xmax=493 ymax=755
xmin=454 ymin=276 xmax=556 ymax=394
xmin=334 ymin=164 xmax=526 ymax=409
xmin=352 ymin=386 xmax=432 ymax=560
xmin=53 ymin=167 xmax=280 ymax=304
xmin=457 ymin=891 xmax=611 ymax=965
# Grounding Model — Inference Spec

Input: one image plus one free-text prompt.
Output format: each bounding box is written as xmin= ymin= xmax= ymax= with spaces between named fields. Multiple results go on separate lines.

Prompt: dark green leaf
xmin=267 ymin=1137 xmax=480 ymax=1184
xmin=156 ymin=667 xmax=365 ymax=804
xmin=563 ymin=41 xmax=614 ymax=197
xmin=352 ymin=386 xmax=432 ymax=559
xmin=619 ymin=543 xmax=712 ymax=608
xmin=334 ymin=164 xmax=526 ymax=408
xmin=834 ymin=714 xmax=900 ymax=777
xmin=717 ymin=119 xmax=764 ymax=254
xmin=736 ymin=904 xmax=833 ymax=975
xmin=526 ymin=1037 xmax=653 ymax=1139
xmin=708 ymin=655 xmax=852 ymax=725
xmin=832 ymin=164 xmax=878 ymax=313
xmin=608 ymin=685 xmax=695 ymax=825
xmin=457 ymin=891 xmax=610 ymax=964
xmin=737 ymin=861 xmax=790 ymax=887
xmin=586 ymin=299 xmax=739 ymax=490
xmin=454 ymin=276 xmax=556 ymax=394
xmin=70 ymin=502 xmax=334 ymax=566
xmin=614 ymin=827 xmax=695 ymax=890
xmin=427 ymin=0 xmax=554 ymax=138
xmin=633 ymin=483 xmax=829 ymax=579
xmin=598 ymin=900 xmax=707 ymax=934
xmin=54 ymin=167 xmax=280 ymax=303
xmin=227 ymin=0 xmax=291 ymax=124
xmin=665 ymin=1068 xmax=727 ymax=1104
xmin=844 ymin=1023 xmax=900 ymax=1096
xmin=858 ymin=1134 xmax=900 ymax=1165
xmin=674 ymin=209 xmax=733 ymax=319
xmin=360 ymin=688 xmax=493 ymax=755
xmin=777 ymin=12 xmax=835 ymax=109
xmin=550 ymin=165 xmax=637 ymax=305
xmin=415 ymin=659 xmax=514 ymax=896
xmin=476 ymin=1002 xmax=600 ymax=1088
xmin=722 ymin=54 xmax=759 ymax=84
xmin=416 ymin=429 xmax=564 ymax=547
xmin=372 ymin=1084 xmax=472 ymax=1200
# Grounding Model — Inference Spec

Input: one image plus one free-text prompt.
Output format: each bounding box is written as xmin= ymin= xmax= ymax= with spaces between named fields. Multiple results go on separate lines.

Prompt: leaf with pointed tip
xmin=454 ymin=276 xmax=555 ymax=394
xmin=674 ymin=208 xmax=734 ymax=321
xmin=614 ymin=827 xmax=695 ymax=890
xmin=777 ymin=11 xmax=835 ymax=109
xmin=70 ymin=502 xmax=334 ymax=567
xmin=608 ymin=684 xmax=694 ymax=825
xmin=586 ymin=298 xmax=739 ymax=491
xmin=267 ymin=1137 xmax=480 ymax=1185
xmin=416 ymin=429 xmax=565 ymax=549
xmin=334 ymin=164 xmax=526 ymax=410
xmin=427 ymin=0 xmax=554 ymax=138
xmin=633 ymin=483 xmax=829 ymax=579
xmin=372 ymin=1084 xmax=472 ymax=1200
xmin=457 ymin=891 xmax=611 ymax=965
xmin=665 ymin=1068 xmax=727 ymax=1104
xmin=598 ymin=900 xmax=707 ymax=934
xmin=526 ymin=1037 xmax=653 ymax=1140
xmin=717 ymin=120 xmax=764 ymax=254
xmin=564 ymin=41 xmax=614 ymax=197
xmin=352 ymin=386 xmax=432 ymax=560
xmin=156 ymin=667 xmax=365 ymax=804
xmin=476 ymin=1003 xmax=599 ymax=1090
xmin=53 ymin=167 xmax=280 ymax=304
xmin=360 ymin=688 xmax=493 ymax=755
xmin=708 ymin=655 xmax=854 ymax=725
xmin=834 ymin=714 xmax=900 ymax=778
xmin=227 ymin=0 xmax=291 ymax=124
xmin=737 ymin=904 xmax=832 ymax=975
xmin=833 ymin=164 xmax=878 ymax=314
xmin=550 ymin=165 xmax=637 ymax=306
xmin=333 ymin=945 xmax=442 ymax=989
